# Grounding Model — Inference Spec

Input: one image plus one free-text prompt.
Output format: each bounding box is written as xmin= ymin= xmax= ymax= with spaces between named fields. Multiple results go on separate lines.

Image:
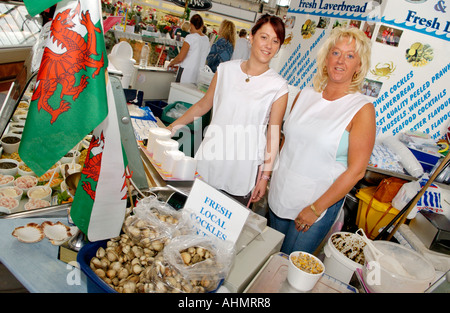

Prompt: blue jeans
xmin=269 ymin=199 xmax=344 ymax=255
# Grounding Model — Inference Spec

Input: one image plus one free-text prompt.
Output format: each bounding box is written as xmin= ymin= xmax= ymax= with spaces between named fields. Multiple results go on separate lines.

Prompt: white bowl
xmin=27 ymin=186 xmax=52 ymax=202
xmin=14 ymin=175 xmax=38 ymax=192
xmin=60 ymin=163 xmax=82 ymax=177
xmin=24 ymin=198 xmax=51 ymax=211
xmin=1 ymin=134 xmax=21 ymax=154
xmin=287 ymin=251 xmax=325 ymax=292
xmin=0 ymin=196 xmax=20 ymax=213
xmin=0 ymin=159 xmax=19 ymax=176
xmin=60 ymin=150 xmax=80 ymax=164
xmin=18 ymin=162 xmax=36 ymax=176
xmin=0 ymin=174 xmax=15 ymax=187
xmin=0 ymin=186 xmax=23 ymax=201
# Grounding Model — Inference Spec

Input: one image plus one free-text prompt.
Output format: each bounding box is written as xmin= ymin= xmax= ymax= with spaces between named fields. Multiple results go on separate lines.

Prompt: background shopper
xmin=168 ymin=14 xmax=210 ymax=84
xmin=268 ymin=27 xmax=376 ymax=254
xmin=232 ymin=29 xmax=251 ymax=60
xmin=206 ymin=20 xmax=236 ymax=73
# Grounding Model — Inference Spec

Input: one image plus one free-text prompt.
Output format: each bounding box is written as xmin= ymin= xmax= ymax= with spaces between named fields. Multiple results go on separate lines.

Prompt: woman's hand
xmin=250 ymin=178 xmax=268 ymax=203
xmin=294 ymin=206 xmax=319 ymax=232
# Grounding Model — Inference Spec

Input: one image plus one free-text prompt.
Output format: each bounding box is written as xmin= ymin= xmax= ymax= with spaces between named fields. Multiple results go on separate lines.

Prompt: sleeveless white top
xmin=268 ymin=87 xmax=370 ymax=220
xmin=180 ymin=33 xmax=210 ymax=84
xmin=195 ymin=60 xmax=288 ymax=196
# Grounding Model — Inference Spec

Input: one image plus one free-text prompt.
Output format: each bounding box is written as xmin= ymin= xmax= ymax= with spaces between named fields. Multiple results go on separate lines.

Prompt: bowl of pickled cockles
xmin=1 ymin=134 xmax=21 ymax=154
xmin=287 ymin=251 xmax=325 ymax=292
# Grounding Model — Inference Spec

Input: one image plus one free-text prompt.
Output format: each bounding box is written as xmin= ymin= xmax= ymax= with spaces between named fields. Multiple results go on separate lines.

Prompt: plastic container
xmin=139 ymin=43 xmax=150 ymax=68
xmin=144 ymin=100 xmax=168 ymax=119
xmin=356 ymin=187 xmax=400 ymax=239
xmin=77 ymin=240 xmax=224 ymax=293
xmin=287 ymin=251 xmax=324 ymax=292
xmin=323 ymin=232 xmax=365 ymax=284
xmin=161 ymin=101 xmax=211 ymax=157
xmin=407 ymin=147 xmax=441 ymax=173
xmin=362 ymin=241 xmax=435 ymax=293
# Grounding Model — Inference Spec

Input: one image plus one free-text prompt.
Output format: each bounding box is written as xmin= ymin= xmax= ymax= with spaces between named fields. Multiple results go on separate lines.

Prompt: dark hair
xmin=239 ymin=29 xmax=247 ymax=37
xmin=190 ymin=14 xmax=204 ymax=30
xmin=251 ymin=14 xmax=285 ymax=46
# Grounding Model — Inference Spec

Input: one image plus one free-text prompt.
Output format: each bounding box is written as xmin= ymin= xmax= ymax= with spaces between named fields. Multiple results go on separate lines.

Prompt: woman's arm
xmin=251 ymin=92 xmax=288 ymax=202
xmin=168 ymin=41 xmax=190 ymax=68
xmin=295 ymin=102 xmax=376 ymax=229
xmin=167 ymin=73 xmax=217 ymax=134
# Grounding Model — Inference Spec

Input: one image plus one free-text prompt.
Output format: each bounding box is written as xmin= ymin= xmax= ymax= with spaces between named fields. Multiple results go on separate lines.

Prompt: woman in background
xmin=206 ymin=20 xmax=236 ymax=73
xmin=168 ymin=14 xmax=210 ymax=84
xmin=268 ymin=27 xmax=376 ymax=254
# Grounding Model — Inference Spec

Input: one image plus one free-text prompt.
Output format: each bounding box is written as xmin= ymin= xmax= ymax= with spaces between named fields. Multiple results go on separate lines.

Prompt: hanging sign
xmin=183 ymin=179 xmax=250 ymax=243
xmin=168 ymin=0 xmax=212 ymax=11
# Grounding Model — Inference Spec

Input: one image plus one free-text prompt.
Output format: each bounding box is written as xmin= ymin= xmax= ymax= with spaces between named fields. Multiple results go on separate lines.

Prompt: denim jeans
xmin=269 ymin=199 xmax=344 ymax=255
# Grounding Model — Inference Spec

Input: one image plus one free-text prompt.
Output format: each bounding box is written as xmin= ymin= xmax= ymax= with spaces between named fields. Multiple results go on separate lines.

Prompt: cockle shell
xmin=41 ymin=221 xmax=74 ymax=245
xmin=12 ymin=223 xmax=44 ymax=243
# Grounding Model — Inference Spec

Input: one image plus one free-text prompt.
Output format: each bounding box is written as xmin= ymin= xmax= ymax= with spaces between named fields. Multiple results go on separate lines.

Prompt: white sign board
xmin=183 ymin=179 xmax=250 ymax=243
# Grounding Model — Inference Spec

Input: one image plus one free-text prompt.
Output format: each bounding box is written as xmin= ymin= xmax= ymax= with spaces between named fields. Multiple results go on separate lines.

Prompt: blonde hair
xmin=181 ymin=22 xmax=190 ymax=32
xmin=219 ymin=20 xmax=236 ymax=48
xmin=313 ymin=27 xmax=372 ymax=93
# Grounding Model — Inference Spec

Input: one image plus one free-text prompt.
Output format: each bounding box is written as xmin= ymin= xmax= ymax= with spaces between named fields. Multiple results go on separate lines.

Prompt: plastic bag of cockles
xmin=133 ymin=196 xmax=182 ymax=232
xmin=145 ymin=234 xmax=235 ymax=293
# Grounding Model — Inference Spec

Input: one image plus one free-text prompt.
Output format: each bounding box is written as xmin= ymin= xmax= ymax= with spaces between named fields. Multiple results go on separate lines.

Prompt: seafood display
xmin=11 ymin=221 xmax=76 ymax=244
xmin=291 ymin=252 xmax=324 ymax=274
xmin=331 ymin=232 xmax=366 ymax=265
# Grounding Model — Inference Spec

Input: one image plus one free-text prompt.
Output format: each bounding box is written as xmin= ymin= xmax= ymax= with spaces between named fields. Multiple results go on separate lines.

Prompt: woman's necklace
xmin=244 ymin=61 xmax=252 ymax=83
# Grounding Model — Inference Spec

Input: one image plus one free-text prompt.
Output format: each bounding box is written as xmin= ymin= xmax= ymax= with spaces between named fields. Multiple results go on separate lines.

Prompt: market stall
xmin=1 ymin=0 xmax=450 ymax=295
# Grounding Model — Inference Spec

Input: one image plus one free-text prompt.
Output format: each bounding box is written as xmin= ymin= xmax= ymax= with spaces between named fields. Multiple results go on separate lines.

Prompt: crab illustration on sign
xmin=31 ymin=2 xmax=105 ymax=124
xmin=370 ymin=61 xmax=396 ymax=79
xmin=283 ymin=32 xmax=293 ymax=46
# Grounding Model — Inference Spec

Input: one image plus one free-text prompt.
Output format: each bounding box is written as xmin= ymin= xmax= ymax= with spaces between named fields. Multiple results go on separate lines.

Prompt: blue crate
xmin=144 ymin=100 xmax=168 ymax=119
xmin=77 ymin=239 xmax=223 ymax=293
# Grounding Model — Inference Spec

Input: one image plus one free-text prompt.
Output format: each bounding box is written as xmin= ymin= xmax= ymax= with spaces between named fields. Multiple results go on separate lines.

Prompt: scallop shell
xmin=12 ymin=223 xmax=44 ymax=243
xmin=41 ymin=221 xmax=74 ymax=245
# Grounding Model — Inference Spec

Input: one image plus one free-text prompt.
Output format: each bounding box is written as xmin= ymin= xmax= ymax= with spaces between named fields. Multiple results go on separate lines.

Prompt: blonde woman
xmin=206 ymin=20 xmax=236 ymax=72
xmin=268 ymin=27 xmax=376 ymax=254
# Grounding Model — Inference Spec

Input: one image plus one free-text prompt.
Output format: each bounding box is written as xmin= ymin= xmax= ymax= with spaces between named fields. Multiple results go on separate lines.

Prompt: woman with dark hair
xmin=268 ymin=27 xmax=376 ymax=254
xmin=167 ymin=14 xmax=288 ymax=205
xmin=206 ymin=20 xmax=236 ymax=72
xmin=168 ymin=14 xmax=210 ymax=84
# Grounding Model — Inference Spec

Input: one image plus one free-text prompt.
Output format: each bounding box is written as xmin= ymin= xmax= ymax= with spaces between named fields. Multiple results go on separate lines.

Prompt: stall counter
xmin=0 ymin=214 xmax=284 ymax=293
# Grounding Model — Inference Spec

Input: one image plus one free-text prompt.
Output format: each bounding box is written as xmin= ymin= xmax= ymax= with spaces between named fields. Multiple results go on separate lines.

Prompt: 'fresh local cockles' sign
xmin=183 ymin=179 xmax=249 ymax=243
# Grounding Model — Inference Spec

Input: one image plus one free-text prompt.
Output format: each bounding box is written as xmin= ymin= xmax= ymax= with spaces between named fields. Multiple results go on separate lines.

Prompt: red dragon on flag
xmin=31 ymin=1 xmax=104 ymax=124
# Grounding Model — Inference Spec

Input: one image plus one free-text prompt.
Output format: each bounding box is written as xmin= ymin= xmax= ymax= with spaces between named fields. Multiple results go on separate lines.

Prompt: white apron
xmin=195 ymin=60 xmax=288 ymax=196
xmin=268 ymin=87 xmax=369 ymax=220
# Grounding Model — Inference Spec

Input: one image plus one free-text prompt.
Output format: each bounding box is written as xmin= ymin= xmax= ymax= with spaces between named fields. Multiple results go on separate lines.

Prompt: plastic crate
xmin=355 ymin=187 xmax=400 ymax=239
xmin=161 ymin=101 xmax=211 ymax=131
xmin=144 ymin=100 xmax=168 ymax=119
xmin=161 ymin=101 xmax=211 ymax=157
xmin=124 ymin=89 xmax=143 ymax=107
xmin=77 ymin=239 xmax=224 ymax=293
xmin=77 ymin=240 xmax=116 ymax=293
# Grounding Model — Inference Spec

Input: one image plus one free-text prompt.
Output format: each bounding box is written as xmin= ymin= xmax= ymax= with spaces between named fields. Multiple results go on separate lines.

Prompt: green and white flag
xmin=20 ymin=0 xmax=128 ymax=241
xmin=20 ymin=0 xmax=107 ymax=176
xmin=23 ymin=0 xmax=61 ymax=17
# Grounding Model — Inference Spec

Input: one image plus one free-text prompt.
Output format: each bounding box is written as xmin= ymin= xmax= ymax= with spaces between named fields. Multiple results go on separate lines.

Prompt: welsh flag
xmin=20 ymin=0 xmax=128 ymax=241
